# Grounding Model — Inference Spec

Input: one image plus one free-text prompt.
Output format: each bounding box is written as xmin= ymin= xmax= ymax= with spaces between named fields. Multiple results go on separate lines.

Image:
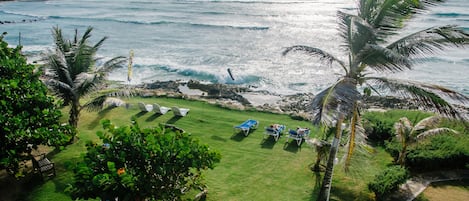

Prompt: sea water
xmin=1 ymin=0 xmax=468 ymax=96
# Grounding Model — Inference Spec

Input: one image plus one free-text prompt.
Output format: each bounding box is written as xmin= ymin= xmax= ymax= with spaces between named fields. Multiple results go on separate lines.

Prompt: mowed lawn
xmin=25 ymin=97 xmax=392 ymax=201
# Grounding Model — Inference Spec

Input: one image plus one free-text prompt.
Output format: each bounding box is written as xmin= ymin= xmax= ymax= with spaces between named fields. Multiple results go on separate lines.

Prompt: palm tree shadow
xmin=146 ymin=113 xmax=162 ymax=122
xmin=309 ymin=171 xmax=322 ymax=201
xmin=166 ymin=116 xmax=182 ymax=124
xmin=87 ymin=106 xmax=116 ymax=129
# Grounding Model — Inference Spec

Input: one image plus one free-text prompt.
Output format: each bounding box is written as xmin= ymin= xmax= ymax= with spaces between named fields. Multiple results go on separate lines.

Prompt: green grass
xmin=22 ymin=97 xmax=393 ymax=201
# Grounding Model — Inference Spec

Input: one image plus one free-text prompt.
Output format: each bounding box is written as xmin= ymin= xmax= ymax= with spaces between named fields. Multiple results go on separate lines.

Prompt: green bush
xmin=362 ymin=110 xmax=432 ymax=145
xmin=406 ymin=135 xmax=469 ymax=171
xmin=368 ymin=166 xmax=409 ymax=200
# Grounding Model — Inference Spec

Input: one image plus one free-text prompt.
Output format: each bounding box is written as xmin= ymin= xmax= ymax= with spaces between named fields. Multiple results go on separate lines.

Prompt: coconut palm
xmin=282 ymin=0 xmax=469 ymax=200
xmin=394 ymin=116 xmax=458 ymax=167
xmin=44 ymin=26 xmax=126 ymax=128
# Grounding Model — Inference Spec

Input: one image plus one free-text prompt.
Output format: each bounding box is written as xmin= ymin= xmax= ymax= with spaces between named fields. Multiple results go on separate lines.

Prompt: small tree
xmin=394 ymin=116 xmax=459 ymax=167
xmin=43 ymin=26 xmax=126 ymax=128
xmin=68 ymin=119 xmax=221 ymax=200
xmin=0 ymin=33 xmax=73 ymax=177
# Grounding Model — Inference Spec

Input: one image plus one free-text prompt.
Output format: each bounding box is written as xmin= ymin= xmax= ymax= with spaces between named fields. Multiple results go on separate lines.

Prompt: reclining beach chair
xmin=138 ymin=102 xmax=153 ymax=112
xmin=172 ymin=106 xmax=190 ymax=117
xmin=153 ymin=103 xmax=171 ymax=114
xmin=234 ymin=119 xmax=259 ymax=136
xmin=264 ymin=124 xmax=286 ymax=141
xmin=286 ymin=128 xmax=310 ymax=146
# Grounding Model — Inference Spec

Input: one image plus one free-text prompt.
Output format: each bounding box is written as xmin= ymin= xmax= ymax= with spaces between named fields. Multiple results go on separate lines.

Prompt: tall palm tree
xmin=282 ymin=0 xmax=469 ymax=200
xmin=44 ymin=26 xmax=126 ymax=128
xmin=394 ymin=116 xmax=458 ymax=167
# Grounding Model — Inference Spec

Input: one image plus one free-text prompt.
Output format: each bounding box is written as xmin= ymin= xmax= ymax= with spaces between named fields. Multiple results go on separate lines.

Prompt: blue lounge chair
xmin=234 ymin=119 xmax=259 ymax=136
xmin=286 ymin=128 xmax=310 ymax=146
xmin=264 ymin=124 xmax=286 ymax=141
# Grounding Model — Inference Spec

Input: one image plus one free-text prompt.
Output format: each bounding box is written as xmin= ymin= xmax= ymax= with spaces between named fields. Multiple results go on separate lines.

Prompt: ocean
xmin=1 ymin=0 xmax=468 ymax=96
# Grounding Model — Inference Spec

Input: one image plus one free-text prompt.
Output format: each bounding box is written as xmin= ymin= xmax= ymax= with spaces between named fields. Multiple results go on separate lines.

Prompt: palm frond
xmin=97 ymin=56 xmax=127 ymax=75
xmin=337 ymin=11 xmax=377 ymax=55
xmin=413 ymin=116 xmax=441 ymax=130
xmin=343 ymin=104 xmax=367 ymax=171
xmin=359 ymin=0 xmax=445 ymax=41
xmin=358 ymin=44 xmax=412 ymax=72
xmin=366 ymin=77 xmax=468 ymax=119
xmin=83 ymin=89 xmax=134 ymax=112
xmin=282 ymin=45 xmax=348 ymax=73
xmin=416 ymin=127 xmax=459 ymax=140
xmin=311 ymin=78 xmax=361 ymax=125
xmin=387 ymin=25 xmax=469 ymax=58
xmin=83 ymin=94 xmax=107 ymax=112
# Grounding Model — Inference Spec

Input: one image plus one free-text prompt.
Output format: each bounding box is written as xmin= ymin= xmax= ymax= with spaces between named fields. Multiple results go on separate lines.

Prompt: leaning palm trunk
xmin=318 ymin=116 xmax=344 ymax=201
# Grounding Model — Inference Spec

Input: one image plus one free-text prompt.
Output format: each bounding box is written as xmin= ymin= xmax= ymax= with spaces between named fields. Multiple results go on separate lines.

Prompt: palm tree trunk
xmin=69 ymin=99 xmax=80 ymax=128
xmin=318 ymin=116 xmax=344 ymax=201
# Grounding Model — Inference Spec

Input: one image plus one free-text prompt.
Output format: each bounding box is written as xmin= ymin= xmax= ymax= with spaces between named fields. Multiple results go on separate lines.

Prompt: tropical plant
xmin=67 ymin=119 xmax=221 ymax=201
xmin=368 ymin=165 xmax=409 ymax=200
xmin=394 ymin=116 xmax=458 ymax=167
xmin=43 ymin=26 xmax=126 ymax=128
xmin=0 ymin=33 xmax=73 ymax=177
xmin=282 ymin=0 xmax=469 ymax=200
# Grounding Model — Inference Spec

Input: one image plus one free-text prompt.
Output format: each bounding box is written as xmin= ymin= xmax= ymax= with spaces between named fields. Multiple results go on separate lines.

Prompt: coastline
xmin=123 ymin=79 xmax=469 ymax=120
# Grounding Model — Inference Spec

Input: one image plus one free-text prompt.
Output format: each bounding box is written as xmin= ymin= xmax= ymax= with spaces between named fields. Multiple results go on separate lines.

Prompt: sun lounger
xmin=138 ymin=102 xmax=153 ymax=112
xmin=264 ymin=124 xmax=286 ymax=141
xmin=172 ymin=106 xmax=190 ymax=117
xmin=286 ymin=128 xmax=310 ymax=146
xmin=234 ymin=119 xmax=259 ymax=136
xmin=153 ymin=103 xmax=171 ymax=114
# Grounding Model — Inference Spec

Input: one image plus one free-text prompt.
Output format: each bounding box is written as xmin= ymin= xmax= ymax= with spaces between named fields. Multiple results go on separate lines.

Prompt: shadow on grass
xmin=134 ymin=111 xmax=148 ymax=118
xmin=260 ymin=137 xmax=278 ymax=149
xmin=309 ymin=171 xmax=322 ymax=201
xmin=146 ymin=113 xmax=162 ymax=122
xmin=230 ymin=132 xmax=247 ymax=142
xmin=166 ymin=116 xmax=182 ymax=124
xmin=283 ymin=141 xmax=301 ymax=153
xmin=329 ymin=184 xmax=359 ymax=201
xmin=211 ymin=135 xmax=227 ymax=142
xmin=87 ymin=106 xmax=116 ymax=129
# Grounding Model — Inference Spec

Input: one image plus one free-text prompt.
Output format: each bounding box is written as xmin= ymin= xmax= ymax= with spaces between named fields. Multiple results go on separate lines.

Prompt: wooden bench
xmin=32 ymin=153 xmax=56 ymax=178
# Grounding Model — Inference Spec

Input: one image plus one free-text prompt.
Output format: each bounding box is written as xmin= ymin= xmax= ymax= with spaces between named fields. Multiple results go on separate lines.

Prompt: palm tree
xmin=44 ymin=26 xmax=126 ymax=128
xmin=394 ymin=116 xmax=458 ymax=167
xmin=282 ymin=1 xmax=469 ymax=200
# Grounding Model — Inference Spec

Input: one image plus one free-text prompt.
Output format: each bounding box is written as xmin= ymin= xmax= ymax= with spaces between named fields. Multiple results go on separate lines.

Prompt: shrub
xmin=368 ymin=166 xmax=409 ymax=200
xmin=406 ymin=135 xmax=469 ymax=171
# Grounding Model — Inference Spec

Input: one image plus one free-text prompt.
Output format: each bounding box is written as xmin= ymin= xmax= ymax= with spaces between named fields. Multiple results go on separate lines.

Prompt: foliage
xmin=363 ymin=110 xmax=433 ymax=145
xmin=67 ymin=119 xmax=221 ymax=201
xmin=368 ymin=166 xmax=409 ymax=200
xmin=283 ymin=0 xmax=469 ymax=199
xmin=405 ymin=135 xmax=469 ymax=171
xmin=0 ymin=34 xmax=73 ymax=176
xmin=393 ymin=115 xmax=459 ymax=167
xmin=43 ymin=26 xmax=126 ymax=128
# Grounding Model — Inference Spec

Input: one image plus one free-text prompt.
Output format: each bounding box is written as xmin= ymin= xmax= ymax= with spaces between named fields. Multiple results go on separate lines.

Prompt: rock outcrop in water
xmin=129 ymin=80 xmax=468 ymax=120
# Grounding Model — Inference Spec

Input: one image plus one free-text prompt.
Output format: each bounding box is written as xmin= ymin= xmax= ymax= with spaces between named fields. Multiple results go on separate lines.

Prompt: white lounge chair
xmin=138 ymin=102 xmax=153 ymax=112
xmin=286 ymin=128 xmax=310 ymax=146
xmin=153 ymin=103 xmax=171 ymax=114
xmin=172 ymin=106 xmax=190 ymax=117
xmin=264 ymin=124 xmax=286 ymax=141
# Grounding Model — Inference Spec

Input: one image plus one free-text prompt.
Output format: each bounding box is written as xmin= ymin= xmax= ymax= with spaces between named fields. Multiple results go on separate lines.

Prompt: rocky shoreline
xmin=124 ymin=80 xmax=468 ymax=120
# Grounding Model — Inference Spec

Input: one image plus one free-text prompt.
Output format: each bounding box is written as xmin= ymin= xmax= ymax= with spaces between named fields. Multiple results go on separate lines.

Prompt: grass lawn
xmin=416 ymin=180 xmax=469 ymax=201
xmin=21 ymin=97 xmax=392 ymax=201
